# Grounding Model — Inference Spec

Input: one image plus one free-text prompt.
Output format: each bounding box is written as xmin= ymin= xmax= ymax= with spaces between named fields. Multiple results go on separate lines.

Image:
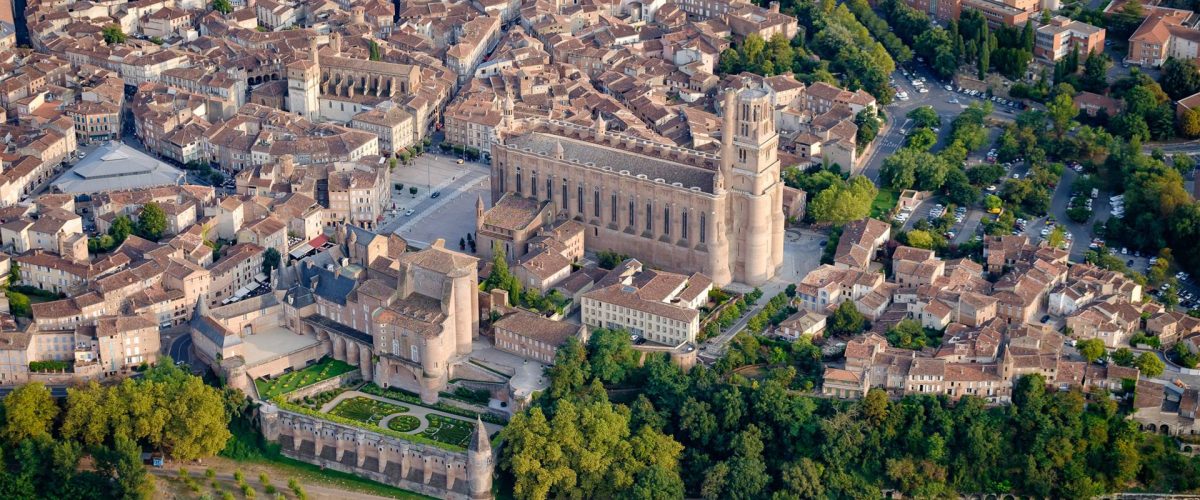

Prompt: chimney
xmin=309 ymin=276 xmax=319 ymax=291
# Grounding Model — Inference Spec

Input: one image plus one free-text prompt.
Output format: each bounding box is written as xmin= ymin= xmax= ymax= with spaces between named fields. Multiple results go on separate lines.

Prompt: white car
xmin=918 ymin=87 xmax=929 ymax=93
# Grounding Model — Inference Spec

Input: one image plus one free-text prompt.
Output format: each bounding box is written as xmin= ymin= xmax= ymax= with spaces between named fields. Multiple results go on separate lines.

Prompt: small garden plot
xmin=328 ymin=397 xmax=409 ymax=426
xmin=255 ymin=357 xmax=357 ymax=400
xmin=297 ymin=387 xmax=349 ymax=411
xmin=420 ymin=415 xmax=475 ymax=447
xmin=387 ymin=415 xmax=421 ymax=433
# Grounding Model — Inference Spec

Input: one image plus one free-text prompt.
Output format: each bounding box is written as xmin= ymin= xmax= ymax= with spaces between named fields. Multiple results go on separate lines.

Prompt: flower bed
xmin=296 ymin=387 xmax=349 ymax=411
xmin=386 ymin=415 xmax=420 ymax=433
xmin=420 ymin=414 xmax=475 ymax=448
xmin=328 ymin=396 xmax=409 ymax=426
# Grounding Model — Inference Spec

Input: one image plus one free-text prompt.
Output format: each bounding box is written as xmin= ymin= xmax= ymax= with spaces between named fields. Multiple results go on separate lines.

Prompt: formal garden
xmin=254 ymin=357 xmax=357 ymax=400
xmin=318 ymin=394 xmax=480 ymax=446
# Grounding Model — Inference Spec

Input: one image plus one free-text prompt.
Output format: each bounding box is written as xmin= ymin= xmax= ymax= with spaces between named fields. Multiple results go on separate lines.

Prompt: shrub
xmin=233 ymin=470 xmax=244 ymax=483
xmin=258 ymin=473 xmax=270 ymax=486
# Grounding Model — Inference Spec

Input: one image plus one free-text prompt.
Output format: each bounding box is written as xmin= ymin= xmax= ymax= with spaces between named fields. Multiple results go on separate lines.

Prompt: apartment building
xmin=580 ymin=260 xmax=711 ymax=347
xmin=1127 ymin=8 xmax=1200 ymax=67
xmin=1035 ymin=16 xmax=1106 ymax=62
xmin=350 ymin=103 xmax=416 ymax=154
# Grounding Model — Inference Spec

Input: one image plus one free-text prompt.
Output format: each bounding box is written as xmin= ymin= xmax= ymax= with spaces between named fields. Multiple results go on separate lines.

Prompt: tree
xmin=1160 ymin=57 xmax=1200 ymax=100
xmin=1077 ymin=338 xmax=1107 ymax=363
xmin=808 ymin=176 xmax=877 ymax=224
xmin=886 ymin=318 xmax=930 ymax=349
xmin=2 ymin=382 xmax=59 ymax=444
xmin=60 ymin=381 xmax=111 ymax=447
xmin=1110 ymin=347 xmax=1135 ymax=367
xmin=1179 ymin=107 xmax=1200 ymax=138
xmin=855 ymin=109 xmax=882 ymax=146
xmin=907 ymin=106 xmax=941 ymax=129
xmin=102 ymin=25 xmax=126 ymax=45
xmin=212 ymin=0 xmax=233 ymax=14
xmin=135 ymin=202 xmax=168 ymax=241
xmin=261 ymin=247 xmax=280 ymax=275
xmin=159 ymin=376 xmax=233 ymax=460
xmin=1081 ymin=52 xmax=1112 ymax=93
xmin=828 ymin=300 xmax=866 ymax=336
xmin=481 ymin=245 xmax=521 ymax=304
xmin=1046 ymin=92 xmax=1077 ymax=136
xmin=906 ymin=128 xmax=938 ymax=151
xmin=94 ymin=435 xmax=155 ymax=500
xmin=905 ymin=230 xmax=935 ymax=249
xmin=586 ymin=328 xmax=640 ymax=386
xmin=985 ymin=194 xmax=1003 ymax=212
xmin=6 ymin=290 xmax=29 ymax=317
xmin=409 ymin=186 xmax=418 ymax=197
xmin=1048 ymin=226 xmax=1066 ymax=249
xmin=110 ymin=215 xmax=133 ymax=243
xmin=368 ymin=41 xmax=382 ymax=61
xmin=1136 ymin=351 xmax=1165 ymax=377
xmin=8 ymin=261 xmax=19 ymax=284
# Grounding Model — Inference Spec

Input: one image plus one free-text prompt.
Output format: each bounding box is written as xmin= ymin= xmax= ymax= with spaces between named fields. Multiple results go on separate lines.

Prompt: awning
xmin=254 ymin=273 xmax=268 ymax=283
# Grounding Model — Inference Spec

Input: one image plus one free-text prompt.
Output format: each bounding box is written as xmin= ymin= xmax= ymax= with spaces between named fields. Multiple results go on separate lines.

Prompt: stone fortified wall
xmin=258 ymin=403 xmax=494 ymax=500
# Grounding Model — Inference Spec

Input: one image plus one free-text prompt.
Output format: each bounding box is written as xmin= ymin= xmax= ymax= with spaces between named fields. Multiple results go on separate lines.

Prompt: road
xmin=1046 ymin=169 xmax=1094 ymax=262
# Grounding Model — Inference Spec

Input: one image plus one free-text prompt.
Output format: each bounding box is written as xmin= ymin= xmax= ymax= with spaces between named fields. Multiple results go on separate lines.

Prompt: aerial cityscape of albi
xmin=2 ymin=0 xmax=1200 ymax=496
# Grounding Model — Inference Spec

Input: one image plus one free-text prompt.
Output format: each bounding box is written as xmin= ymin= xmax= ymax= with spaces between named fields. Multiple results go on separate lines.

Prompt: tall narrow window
xmin=611 ymin=192 xmax=618 ymax=221
xmin=681 ymin=210 xmax=689 ymax=240
xmin=577 ymin=184 xmax=584 ymax=213
xmin=547 ymin=177 xmax=553 ymax=203
xmin=628 ymin=199 xmax=635 ymax=227
xmin=645 ymin=202 xmax=652 ymax=231
xmin=562 ymin=179 xmax=568 ymax=211
xmin=531 ymin=172 xmax=537 ymax=197
xmin=593 ymin=190 xmax=600 ymax=217
xmin=663 ymin=206 xmax=671 ymax=236
xmin=516 ymin=167 xmax=523 ymax=192
xmin=699 ymin=213 xmax=707 ymax=243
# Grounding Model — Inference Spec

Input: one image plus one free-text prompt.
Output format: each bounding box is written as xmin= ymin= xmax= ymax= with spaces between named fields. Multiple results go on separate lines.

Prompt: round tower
xmin=467 ymin=417 xmax=494 ymax=499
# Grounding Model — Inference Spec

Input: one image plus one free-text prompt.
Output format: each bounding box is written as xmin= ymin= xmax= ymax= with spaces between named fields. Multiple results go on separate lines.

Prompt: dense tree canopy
xmin=0 ymin=362 xmax=234 ymax=500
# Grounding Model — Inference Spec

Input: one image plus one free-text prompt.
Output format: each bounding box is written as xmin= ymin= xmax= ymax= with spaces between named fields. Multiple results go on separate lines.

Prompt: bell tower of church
xmin=720 ymin=88 xmax=784 ymax=286
xmin=286 ymin=38 xmax=321 ymax=120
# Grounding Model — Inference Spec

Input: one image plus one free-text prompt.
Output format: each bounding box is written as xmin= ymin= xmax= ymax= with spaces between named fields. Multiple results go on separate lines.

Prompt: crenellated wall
xmin=259 ymin=403 xmax=494 ymax=500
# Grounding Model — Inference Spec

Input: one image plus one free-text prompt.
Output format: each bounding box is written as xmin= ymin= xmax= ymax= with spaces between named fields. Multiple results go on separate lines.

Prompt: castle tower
xmin=351 ymin=6 xmax=365 ymax=25
xmin=467 ymin=417 xmax=494 ymax=499
xmin=722 ymin=88 xmax=783 ymax=286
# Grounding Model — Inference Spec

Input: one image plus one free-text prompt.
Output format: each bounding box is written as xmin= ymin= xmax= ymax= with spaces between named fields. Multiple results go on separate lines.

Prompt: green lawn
xmin=328 ymin=396 xmax=409 ymax=426
xmin=387 ymin=415 xmax=421 ymax=432
xmin=255 ymin=358 xmax=357 ymax=400
xmin=869 ymin=188 xmax=899 ymax=219
xmin=420 ymin=415 xmax=475 ymax=448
